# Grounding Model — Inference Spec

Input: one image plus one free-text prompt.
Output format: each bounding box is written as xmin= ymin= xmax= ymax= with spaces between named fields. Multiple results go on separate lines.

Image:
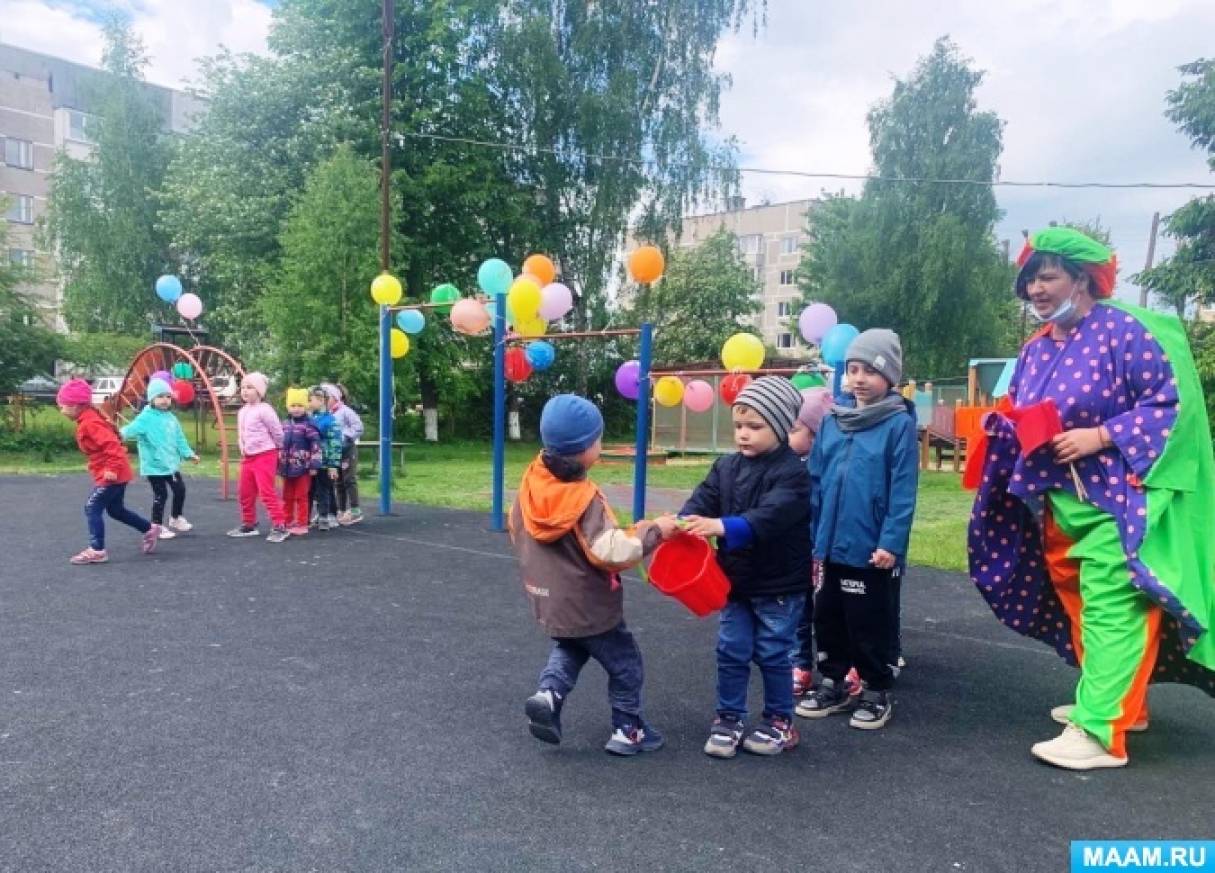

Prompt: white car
xmin=90 ymin=376 xmax=123 ymax=406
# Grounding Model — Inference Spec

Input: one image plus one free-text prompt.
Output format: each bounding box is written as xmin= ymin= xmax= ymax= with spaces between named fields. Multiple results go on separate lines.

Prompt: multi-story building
xmin=0 ymin=42 xmax=204 ymax=330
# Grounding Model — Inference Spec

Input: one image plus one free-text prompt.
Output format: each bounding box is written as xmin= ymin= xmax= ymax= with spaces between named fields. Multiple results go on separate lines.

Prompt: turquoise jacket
xmin=120 ymin=406 xmax=196 ymax=477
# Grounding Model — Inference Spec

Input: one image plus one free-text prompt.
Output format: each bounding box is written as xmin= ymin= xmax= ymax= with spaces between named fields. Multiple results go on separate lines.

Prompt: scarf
xmin=831 ymin=392 xmax=908 ymax=433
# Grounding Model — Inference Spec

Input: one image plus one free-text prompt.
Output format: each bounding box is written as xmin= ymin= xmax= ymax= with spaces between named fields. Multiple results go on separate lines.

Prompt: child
xmin=797 ymin=329 xmax=918 ymax=730
xmin=323 ymin=383 xmax=364 ymax=526
xmin=511 ymin=394 xmax=679 ymax=755
xmin=280 ymin=388 xmax=322 ymax=537
xmin=56 ymin=378 xmax=160 ymax=564
xmin=308 ymin=386 xmax=342 ymax=530
xmin=120 ymin=378 xmax=200 ymax=539
xmin=227 ymin=372 xmax=289 ymax=543
xmin=679 ymin=376 xmax=812 ymax=758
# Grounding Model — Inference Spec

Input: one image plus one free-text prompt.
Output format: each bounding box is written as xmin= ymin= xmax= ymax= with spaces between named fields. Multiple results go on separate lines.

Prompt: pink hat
xmin=56 ymin=378 xmax=93 ymax=406
xmin=797 ymin=387 xmax=834 ymax=435
xmin=241 ymin=371 xmax=269 ymax=399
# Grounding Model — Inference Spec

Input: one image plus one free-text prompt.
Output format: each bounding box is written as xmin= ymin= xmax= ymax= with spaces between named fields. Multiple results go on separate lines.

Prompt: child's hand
xmin=870 ymin=548 xmax=896 ymax=570
xmin=653 ymin=515 xmax=681 ymax=540
xmin=682 ymin=515 xmax=724 ymax=538
xmin=102 ymin=470 xmax=118 ymax=482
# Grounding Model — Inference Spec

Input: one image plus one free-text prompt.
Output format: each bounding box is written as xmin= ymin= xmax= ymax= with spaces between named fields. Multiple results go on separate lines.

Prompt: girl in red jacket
xmin=57 ymin=379 xmax=160 ymax=565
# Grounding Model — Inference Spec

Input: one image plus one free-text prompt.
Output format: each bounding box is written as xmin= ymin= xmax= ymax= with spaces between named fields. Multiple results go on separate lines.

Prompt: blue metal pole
xmin=378 ymin=303 xmax=392 ymax=516
xmin=491 ymin=291 xmax=507 ymax=531
xmin=832 ymin=365 xmax=844 ymax=401
xmin=632 ymin=322 xmax=653 ymax=523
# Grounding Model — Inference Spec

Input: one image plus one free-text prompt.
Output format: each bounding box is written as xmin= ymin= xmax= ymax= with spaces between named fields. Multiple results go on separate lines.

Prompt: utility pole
xmin=1140 ymin=211 xmax=1160 ymax=308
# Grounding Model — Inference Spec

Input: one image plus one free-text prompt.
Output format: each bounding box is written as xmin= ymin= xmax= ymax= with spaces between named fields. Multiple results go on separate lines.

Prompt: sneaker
xmin=141 ymin=524 xmax=161 ymax=554
xmin=347 ymin=508 xmax=365 ymax=525
xmin=524 ymin=689 xmax=563 ymax=744
xmin=317 ymin=517 xmax=332 ymax=531
xmin=844 ymin=667 xmax=863 ymax=697
xmin=168 ymin=516 xmax=193 ymax=532
xmin=158 ymin=526 xmax=177 ymax=540
xmin=1051 ymin=704 xmax=1148 ymax=733
xmin=792 ymin=667 xmax=814 ymax=697
xmin=849 ymin=689 xmax=893 ymax=730
xmin=743 ymin=716 xmax=800 ymax=756
xmin=309 ymin=511 xmax=319 ymax=527
xmin=795 ymin=677 xmax=857 ymax=719
xmin=69 ymin=547 xmax=108 ymax=565
xmin=226 ymin=525 xmax=260 ymax=538
xmin=1031 ymin=724 xmax=1128 ymax=770
xmin=266 ymin=526 xmax=290 ymax=543
xmin=605 ymin=723 xmax=665 ymax=756
xmin=288 ymin=525 xmax=310 ymax=537
xmin=326 ymin=514 xmax=338 ymax=528
xmin=336 ymin=511 xmax=354 ymax=526
xmin=703 ymin=716 xmax=746 ymax=759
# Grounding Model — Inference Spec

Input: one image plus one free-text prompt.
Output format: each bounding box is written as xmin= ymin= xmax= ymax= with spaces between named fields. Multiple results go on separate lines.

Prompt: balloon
xmin=176 ymin=292 xmax=203 ymax=320
xmin=654 ymin=375 xmax=684 ymax=407
xmin=615 ymin=360 xmax=641 ymax=400
xmin=171 ymin=362 xmax=193 ymax=380
xmin=507 ymin=276 xmax=542 ymax=322
xmin=798 ymin=303 xmax=838 ymax=344
xmin=151 ymin=370 xmax=172 ymax=386
xmin=396 ymin=308 xmax=425 ymax=334
xmin=370 ymin=273 xmax=403 ymax=306
xmin=720 ymin=332 xmax=765 ymax=371
xmin=155 ymin=274 xmax=183 ymax=303
xmin=791 ymin=371 xmax=826 ymax=390
xmin=516 ymin=316 xmax=548 ymax=338
xmin=525 ymin=340 xmax=556 ymax=371
xmin=390 ymin=328 xmax=410 ymax=359
xmin=429 ymin=283 xmax=461 ymax=314
xmin=522 ymin=254 xmax=556 ymax=286
xmin=505 ymin=347 xmax=532 ymax=383
xmin=538 ymin=282 xmax=573 ymax=321
xmin=450 ymin=298 xmax=490 ymax=335
xmin=477 ymin=258 xmax=514 ymax=297
xmin=683 ymin=379 xmax=714 ymax=413
xmin=719 ymin=373 xmax=752 ymax=405
xmin=821 ymin=323 xmax=859 ymax=366
xmin=171 ymin=378 xmax=195 ymax=405
xmin=628 ymin=245 xmax=665 ymax=283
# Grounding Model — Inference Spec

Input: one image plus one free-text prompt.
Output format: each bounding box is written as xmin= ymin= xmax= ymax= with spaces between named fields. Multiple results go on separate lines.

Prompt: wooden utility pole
xmin=1140 ymin=211 xmax=1160 ymax=308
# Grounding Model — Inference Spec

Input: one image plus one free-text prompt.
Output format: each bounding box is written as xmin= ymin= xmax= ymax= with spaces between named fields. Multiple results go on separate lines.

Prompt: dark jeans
xmin=815 ymin=562 xmax=898 ymax=691
xmin=717 ymin=594 xmax=805 ymax=721
xmin=147 ymin=473 xmax=186 ymax=524
xmin=539 ymin=621 xmax=645 ymax=730
xmin=311 ymin=470 xmax=336 ymax=517
xmin=792 ymin=586 xmax=815 ymax=670
xmin=337 ymin=441 xmax=359 ymax=511
xmin=85 ymin=483 xmax=151 ymax=550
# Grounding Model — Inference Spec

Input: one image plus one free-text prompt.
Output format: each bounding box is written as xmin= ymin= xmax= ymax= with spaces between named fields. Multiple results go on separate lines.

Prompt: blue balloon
xmin=155 ymin=274 xmax=183 ymax=303
xmin=396 ymin=308 xmax=425 ymax=334
xmin=820 ymin=323 xmax=859 ymax=366
xmin=477 ymin=258 xmax=513 ymax=297
xmin=525 ymin=340 xmax=556 ymax=371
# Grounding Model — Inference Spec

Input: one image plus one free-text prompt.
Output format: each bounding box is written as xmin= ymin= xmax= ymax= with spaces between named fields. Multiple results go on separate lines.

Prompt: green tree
xmin=797 ymin=37 xmax=1017 ymax=377
xmin=0 ymin=218 xmax=59 ymax=393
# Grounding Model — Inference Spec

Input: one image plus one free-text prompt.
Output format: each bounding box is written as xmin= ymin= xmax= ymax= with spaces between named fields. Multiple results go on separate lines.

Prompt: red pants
xmin=281 ymin=475 xmax=311 ymax=527
xmin=238 ymin=450 xmax=286 ymax=527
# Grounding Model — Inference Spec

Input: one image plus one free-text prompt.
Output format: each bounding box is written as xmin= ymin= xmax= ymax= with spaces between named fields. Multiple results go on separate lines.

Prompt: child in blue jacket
xmin=797 ymin=329 xmax=918 ymax=730
xmin=120 ymin=378 xmax=200 ymax=539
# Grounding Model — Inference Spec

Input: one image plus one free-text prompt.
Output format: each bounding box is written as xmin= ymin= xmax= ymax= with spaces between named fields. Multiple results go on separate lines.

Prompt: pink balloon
xmin=682 ymin=379 xmax=715 ymax=413
xmin=176 ymin=292 xmax=203 ymax=321
xmin=798 ymin=302 xmax=837 ymax=343
xmin=450 ymin=297 xmax=490 ymax=335
xmin=538 ymin=282 xmax=573 ymax=321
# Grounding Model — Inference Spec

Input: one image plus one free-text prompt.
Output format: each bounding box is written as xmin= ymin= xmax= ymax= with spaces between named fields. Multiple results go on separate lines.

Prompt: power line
xmin=402 ymin=131 xmax=1215 ymax=191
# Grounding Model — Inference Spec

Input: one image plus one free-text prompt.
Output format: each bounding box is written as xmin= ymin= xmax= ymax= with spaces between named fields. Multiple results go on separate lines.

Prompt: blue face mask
xmin=1030 ymin=287 xmax=1082 ymax=327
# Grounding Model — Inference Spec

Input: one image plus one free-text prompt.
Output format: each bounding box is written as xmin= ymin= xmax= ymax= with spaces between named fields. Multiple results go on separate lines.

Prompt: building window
xmin=8 ymin=249 xmax=35 ymax=268
xmin=776 ymin=333 xmax=794 ymax=349
xmin=67 ymin=110 xmax=94 ymax=144
xmin=777 ymin=301 xmax=792 ymax=318
xmin=737 ymin=234 xmax=761 ymax=255
xmin=4 ymin=195 xmax=34 ymax=224
xmin=2 ymin=138 xmax=34 ymax=170
xmin=781 ymin=236 xmax=799 ymax=255
xmin=779 ymin=269 xmax=795 ymax=286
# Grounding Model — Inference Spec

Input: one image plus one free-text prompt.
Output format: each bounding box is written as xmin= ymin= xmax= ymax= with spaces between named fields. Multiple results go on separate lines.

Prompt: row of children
xmin=511 ymin=328 xmax=919 ymax=757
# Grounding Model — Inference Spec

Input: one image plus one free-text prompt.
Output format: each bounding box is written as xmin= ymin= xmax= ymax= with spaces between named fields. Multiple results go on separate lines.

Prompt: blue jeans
xmin=85 ymin=483 xmax=151 ymax=550
xmin=717 ymin=594 xmax=805 ymax=721
xmin=539 ymin=622 xmax=644 ymax=730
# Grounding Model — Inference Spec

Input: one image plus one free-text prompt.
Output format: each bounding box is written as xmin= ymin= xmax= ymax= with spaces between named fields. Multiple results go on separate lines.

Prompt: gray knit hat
xmin=734 ymin=376 xmax=804 ymax=443
xmin=845 ymin=328 xmax=903 ymax=387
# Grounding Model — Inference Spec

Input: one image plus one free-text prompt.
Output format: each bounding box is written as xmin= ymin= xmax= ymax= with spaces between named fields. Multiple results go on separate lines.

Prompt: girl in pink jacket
xmin=227 ymin=372 xmax=289 ymax=542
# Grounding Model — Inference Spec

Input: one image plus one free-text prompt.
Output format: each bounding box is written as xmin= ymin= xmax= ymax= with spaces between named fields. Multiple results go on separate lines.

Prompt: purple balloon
xmin=615 ymin=360 xmax=641 ymax=400
xmin=538 ymin=282 xmax=573 ymax=321
xmin=798 ymin=302 xmax=838 ymax=344
xmin=151 ymin=370 xmax=172 ymax=386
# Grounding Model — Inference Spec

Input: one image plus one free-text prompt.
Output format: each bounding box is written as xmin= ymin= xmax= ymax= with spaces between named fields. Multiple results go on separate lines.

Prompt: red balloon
xmin=505 ymin=347 xmax=533 ymax=383
xmin=719 ymin=373 xmax=752 ymax=406
xmin=172 ymin=378 xmax=195 ymax=405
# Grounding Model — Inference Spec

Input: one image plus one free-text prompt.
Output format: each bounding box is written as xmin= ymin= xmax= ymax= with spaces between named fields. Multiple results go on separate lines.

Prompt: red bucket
xmin=647 ymin=533 xmax=730 ymax=617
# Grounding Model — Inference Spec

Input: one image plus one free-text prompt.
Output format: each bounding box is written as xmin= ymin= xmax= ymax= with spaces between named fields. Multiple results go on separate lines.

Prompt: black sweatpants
xmin=311 ymin=470 xmax=336 ymax=517
xmin=814 ymin=562 xmax=899 ymax=691
xmin=147 ymin=473 xmax=186 ymax=525
xmin=337 ymin=442 xmax=359 ymax=512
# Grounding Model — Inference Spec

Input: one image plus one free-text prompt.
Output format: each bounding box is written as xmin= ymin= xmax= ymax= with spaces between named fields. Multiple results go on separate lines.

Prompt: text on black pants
xmin=814 ymin=562 xmax=899 ymax=691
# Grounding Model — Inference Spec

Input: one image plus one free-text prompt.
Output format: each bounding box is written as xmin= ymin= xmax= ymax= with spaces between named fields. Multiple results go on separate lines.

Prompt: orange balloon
xmin=628 ymin=245 xmax=665 ymax=284
xmin=523 ymin=254 xmax=556 ymax=286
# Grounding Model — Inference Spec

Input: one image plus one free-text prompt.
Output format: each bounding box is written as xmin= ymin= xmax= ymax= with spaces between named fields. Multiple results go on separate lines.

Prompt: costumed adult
xmin=967 ymin=227 xmax=1214 ymax=770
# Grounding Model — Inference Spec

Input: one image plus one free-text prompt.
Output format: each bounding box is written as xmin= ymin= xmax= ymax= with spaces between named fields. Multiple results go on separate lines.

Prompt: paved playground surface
xmin=2 ymin=475 xmax=1212 ymax=872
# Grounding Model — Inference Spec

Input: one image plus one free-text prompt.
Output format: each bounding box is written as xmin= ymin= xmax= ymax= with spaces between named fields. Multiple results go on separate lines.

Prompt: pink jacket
xmin=237 ymin=401 xmax=284 ymax=456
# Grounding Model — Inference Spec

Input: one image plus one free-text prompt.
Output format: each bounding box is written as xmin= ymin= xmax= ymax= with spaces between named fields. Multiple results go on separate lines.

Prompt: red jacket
xmin=75 ymin=407 xmax=133 ymax=486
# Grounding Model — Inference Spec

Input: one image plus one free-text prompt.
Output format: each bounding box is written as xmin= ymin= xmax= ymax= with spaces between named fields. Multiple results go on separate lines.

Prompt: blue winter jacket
xmin=119 ymin=406 xmax=196 ymax=477
xmin=810 ymin=392 xmax=919 ymax=568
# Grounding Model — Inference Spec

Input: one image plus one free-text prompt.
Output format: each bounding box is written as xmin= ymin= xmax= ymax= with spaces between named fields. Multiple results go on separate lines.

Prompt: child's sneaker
xmin=226 ymin=524 xmax=260 ymax=538
xmin=795 ymin=677 xmax=857 ymax=719
xmin=168 ymin=516 xmax=193 ymax=532
xmin=743 ymin=716 xmax=799 ymax=756
xmin=703 ymin=715 xmax=745 ymax=758
xmin=266 ymin=526 xmax=290 ymax=543
xmin=288 ymin=525 xmax=309 ymax=537
xmin=69 ymin=547 xmax=108 ymax=565
xmin=158 ymin=526 xmax=177 ymax=540
xmin=604 ymin=723 xmax=665 ymax=756
xmin=347 ymin=508 xmax=365 ymax=525
xmin=792 ymin=667 xmax=814 ymax=697
xmin=849 ymin=689 xmax=893 ymax=730
xmin=309 ymin=510 xmax=319 ymax=527
xmin=524 ymin=689 xmax=563 ymax=744
xmin=317 ymin=516 xmax=332 ymax=531
xmin=326 ymin=514 xmax=338 ymax=528
xmin=336 ymin=511 xmax=353 ymax=526
xmin=844 ymin=667 xmax=863 ymax=696
xmin=141 ymin=524 xmax=162 ymax=554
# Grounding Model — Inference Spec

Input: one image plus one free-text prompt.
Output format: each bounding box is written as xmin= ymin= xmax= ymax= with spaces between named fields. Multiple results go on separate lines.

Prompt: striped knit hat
xmin=734 ymin=376 xmax=804 ymax=443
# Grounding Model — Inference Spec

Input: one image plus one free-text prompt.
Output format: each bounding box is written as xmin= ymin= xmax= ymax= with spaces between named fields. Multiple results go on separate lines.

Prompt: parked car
xmin=209 ymin=374 xmax=240 ymax=402
xmin=90 ymin=376 xmax=124 ymax=406
xmin=17 ymin=375 xmax=58 ymax=403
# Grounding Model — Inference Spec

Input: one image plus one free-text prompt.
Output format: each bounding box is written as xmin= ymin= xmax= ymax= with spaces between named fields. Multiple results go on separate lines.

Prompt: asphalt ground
xmin=1 ymin=474 xmax=1212 ymax=872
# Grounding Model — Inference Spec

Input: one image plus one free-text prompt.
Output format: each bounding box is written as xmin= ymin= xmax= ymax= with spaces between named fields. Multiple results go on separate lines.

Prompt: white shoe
xmin=158 ymin=527 xmax=177 ymax=539
xmin=1051 ymin=704 xmax=1148 ymax=733
xmin=169 ymin=516 xmax=193 ymax=532
xmin=1031 ymin=724 xmax=1128 ymax=770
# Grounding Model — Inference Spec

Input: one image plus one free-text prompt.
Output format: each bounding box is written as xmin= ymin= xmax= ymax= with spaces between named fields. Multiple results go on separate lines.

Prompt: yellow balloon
xmin=507 ymin=276 xmax=542 ymax=322
xmin=517 ymin=316 xmax=548 ymax=338
xmin=390 ymin=328 xmax=410 ymax=358
xmin=721 ymin=332 xmax=765 ymax=371
xmin=371 ymin=272 xmax=403 ymax=306
xmin=654 ymin=375 xmax=685 ymax=407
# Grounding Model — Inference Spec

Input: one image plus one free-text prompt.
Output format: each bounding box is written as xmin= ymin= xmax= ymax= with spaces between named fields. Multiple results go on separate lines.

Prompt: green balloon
xmin=429 ymin=283 xmax=461 ymax=315
xmin=172 ymin=362 xmax=194 ymax=379
xmin=792 ymin=372 xmax=825 ymax=390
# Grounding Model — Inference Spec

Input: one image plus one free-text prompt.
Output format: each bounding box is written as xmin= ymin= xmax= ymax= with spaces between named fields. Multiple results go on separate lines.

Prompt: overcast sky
xmin=5 ymin=0 xmax=1214 ymax=300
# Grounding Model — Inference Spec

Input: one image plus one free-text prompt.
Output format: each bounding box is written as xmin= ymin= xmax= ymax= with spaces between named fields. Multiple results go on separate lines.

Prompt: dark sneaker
xmin=795 ymin=677 xmax=857 ymax=719
xmin=525 ymin=689 xmax=563 ymax=744
xmin=849 ymin=689 xmax=893 ymax=730
xmin=226 ymin=525 xmax=260 ymax=538
xmin=743 ymin=716 xmax=800 ymax=756
xmin=266 ymin=526 xmax=290 ymax=543
xmin=703 ymin=715 xmax=745 ymax=759
xmin=604 ymin=723 xmax=665 ymax=756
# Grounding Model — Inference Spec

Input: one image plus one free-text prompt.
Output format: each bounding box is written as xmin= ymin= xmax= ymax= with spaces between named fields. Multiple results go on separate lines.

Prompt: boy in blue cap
xmin=510 ymin=394 xmax=679 ymax=755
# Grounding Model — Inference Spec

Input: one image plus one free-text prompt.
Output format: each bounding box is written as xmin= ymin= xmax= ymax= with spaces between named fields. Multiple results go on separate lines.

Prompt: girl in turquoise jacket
xmin=120 ymin=378 xmax=200 ymax=539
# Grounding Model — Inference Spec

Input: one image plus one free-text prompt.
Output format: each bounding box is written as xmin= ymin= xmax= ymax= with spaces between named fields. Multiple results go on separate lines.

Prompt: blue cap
xmin=147 ymin=378 xmax=173 ymax=402
xmin=540 ymin=394 xmax=604 ymax=456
